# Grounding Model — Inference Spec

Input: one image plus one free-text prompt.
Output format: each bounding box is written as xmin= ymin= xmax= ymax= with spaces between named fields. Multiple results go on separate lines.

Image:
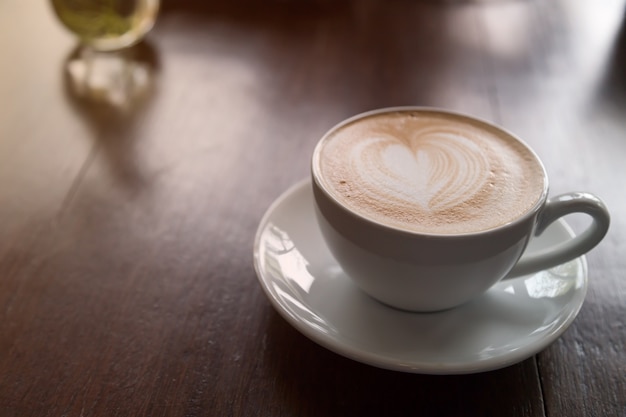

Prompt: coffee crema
xmin=315 ymin=110 xmax=546 ymax=234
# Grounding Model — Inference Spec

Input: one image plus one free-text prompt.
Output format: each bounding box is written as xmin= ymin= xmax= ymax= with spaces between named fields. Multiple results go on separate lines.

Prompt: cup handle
xmin=504 ymin=192 xmax=610 ymax=278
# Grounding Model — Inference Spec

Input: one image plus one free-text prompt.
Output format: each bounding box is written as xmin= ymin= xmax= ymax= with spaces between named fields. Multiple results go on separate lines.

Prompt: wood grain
xmin=0 ymin=1 xmax=624 ymax=416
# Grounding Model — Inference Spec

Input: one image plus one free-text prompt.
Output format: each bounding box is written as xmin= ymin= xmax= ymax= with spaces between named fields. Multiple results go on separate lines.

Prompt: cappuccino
xmin=315 ymin=109 xmax=546 ymax=234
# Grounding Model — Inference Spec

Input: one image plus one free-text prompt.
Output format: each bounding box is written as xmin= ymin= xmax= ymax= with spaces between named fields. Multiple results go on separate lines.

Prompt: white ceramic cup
xmin=311 ymin=107 xmax=610 ymax=312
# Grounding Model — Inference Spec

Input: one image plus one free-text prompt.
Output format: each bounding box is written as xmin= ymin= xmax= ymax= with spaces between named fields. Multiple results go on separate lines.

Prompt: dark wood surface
xmin=1 ymin=1 xmax=625 ymax=416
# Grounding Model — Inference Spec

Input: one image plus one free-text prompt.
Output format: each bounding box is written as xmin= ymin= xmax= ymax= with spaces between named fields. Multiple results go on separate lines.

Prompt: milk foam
xmin=317 ymin=110 xmax=546 ymax=234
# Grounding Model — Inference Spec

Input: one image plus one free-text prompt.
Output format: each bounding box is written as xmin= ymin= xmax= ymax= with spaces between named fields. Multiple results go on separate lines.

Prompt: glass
xmin=51 ymin=0 xmax=160 ymax=51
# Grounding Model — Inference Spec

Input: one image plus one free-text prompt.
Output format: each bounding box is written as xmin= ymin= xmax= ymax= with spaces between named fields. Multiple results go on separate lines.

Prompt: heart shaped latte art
xmin=351 ymin=131 xmax=491 ymax=212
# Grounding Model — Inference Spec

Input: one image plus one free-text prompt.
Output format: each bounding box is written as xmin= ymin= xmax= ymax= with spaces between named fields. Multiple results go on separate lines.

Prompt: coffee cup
xmin=311 ymin=107 xmax=610 ymax=312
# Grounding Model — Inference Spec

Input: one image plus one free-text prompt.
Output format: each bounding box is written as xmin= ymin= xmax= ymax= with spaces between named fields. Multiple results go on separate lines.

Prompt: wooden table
xmin=1 ymin=1 xmax=625 ymax=415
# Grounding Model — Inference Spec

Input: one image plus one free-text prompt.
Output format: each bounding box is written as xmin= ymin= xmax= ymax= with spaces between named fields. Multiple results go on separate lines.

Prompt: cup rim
xmin=311 ymin=106 xmax=550 ymax=240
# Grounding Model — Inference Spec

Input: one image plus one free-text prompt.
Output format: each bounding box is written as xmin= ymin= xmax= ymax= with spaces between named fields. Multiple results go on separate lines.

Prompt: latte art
xmin=316 ymin=110 xmax=546 ymax=234
xmin=353 ymin=130 xmax=490 ymax=212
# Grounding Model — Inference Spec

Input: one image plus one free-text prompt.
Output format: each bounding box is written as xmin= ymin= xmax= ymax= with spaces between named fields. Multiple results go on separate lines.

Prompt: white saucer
xmin=253 ymin=180 xmax=588 ymax=374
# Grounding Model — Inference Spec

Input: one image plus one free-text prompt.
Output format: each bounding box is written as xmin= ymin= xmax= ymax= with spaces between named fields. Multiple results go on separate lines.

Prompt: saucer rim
xmin=253 ymin=179 xmax=588 ymax=374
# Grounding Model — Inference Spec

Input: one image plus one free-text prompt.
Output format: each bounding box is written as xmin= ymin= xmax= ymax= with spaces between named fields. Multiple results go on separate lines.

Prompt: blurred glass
xmin=51 ymin=0 xmax=159 ymax=51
